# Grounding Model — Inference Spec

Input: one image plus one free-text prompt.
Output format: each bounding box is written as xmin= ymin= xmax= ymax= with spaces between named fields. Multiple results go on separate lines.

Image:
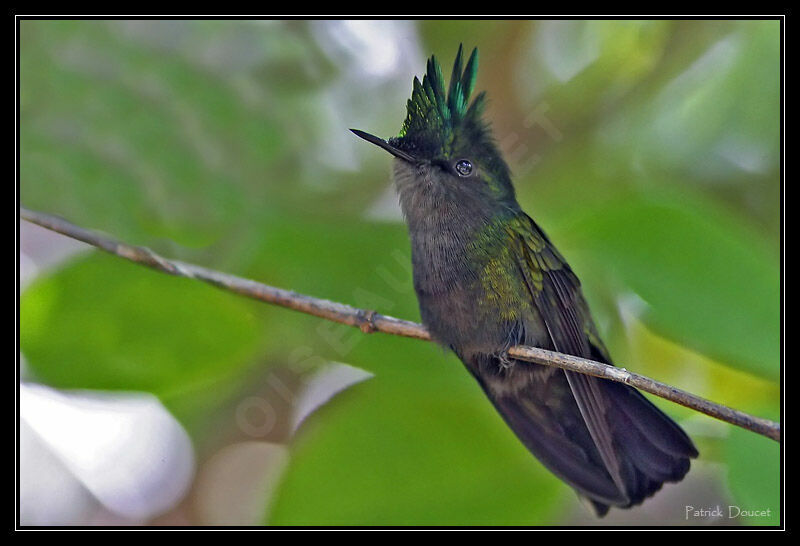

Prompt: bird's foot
xmin=497 ymin=350 xmax=514 ymax=370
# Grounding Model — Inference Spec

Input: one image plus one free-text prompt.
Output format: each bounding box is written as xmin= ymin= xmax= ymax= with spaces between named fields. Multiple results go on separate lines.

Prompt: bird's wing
xmin=503 ymin=213 xmax=697 ymax=511
xmin=506 ymin=213 xmax=631 ymax=497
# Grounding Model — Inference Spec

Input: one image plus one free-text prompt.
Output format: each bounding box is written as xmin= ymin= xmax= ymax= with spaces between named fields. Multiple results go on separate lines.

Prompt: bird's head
xmin=352 ymin=45 xmax=517 ymax=214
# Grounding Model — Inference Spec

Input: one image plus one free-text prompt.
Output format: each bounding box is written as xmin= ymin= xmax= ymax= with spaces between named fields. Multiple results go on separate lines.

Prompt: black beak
xmin=350 ymin=129 xmax=418 ymax=164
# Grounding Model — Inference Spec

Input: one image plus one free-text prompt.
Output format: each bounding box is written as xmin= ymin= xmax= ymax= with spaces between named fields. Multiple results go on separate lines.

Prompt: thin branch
xmin=19 ymin=206 xmax=781 ymax=443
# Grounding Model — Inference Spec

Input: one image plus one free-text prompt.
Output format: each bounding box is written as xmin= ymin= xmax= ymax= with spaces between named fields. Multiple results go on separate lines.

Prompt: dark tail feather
xmin=608 ymin=381 xmax=698 ymax=459
xmin=585 ymin=498 xmax=611 ymax=518
xmin=489 ymin=392 xmax=630 ymax=507
xmin=477 ymin=365 xmax=697 ymax=516
xmin=589 ymin=380 xmax=698 ymax=514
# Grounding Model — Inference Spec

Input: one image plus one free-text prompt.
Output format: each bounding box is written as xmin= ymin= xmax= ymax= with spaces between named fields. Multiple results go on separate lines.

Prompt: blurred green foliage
xmin=561 ymin=190 xmax=779 ymax=380
xmin=725 ymin=405 xmax=781 ymax=526
xmin=19 ymin=252 xmax=268 ymax=437
xmin=20 ymin=20 xmax=780 ymax=525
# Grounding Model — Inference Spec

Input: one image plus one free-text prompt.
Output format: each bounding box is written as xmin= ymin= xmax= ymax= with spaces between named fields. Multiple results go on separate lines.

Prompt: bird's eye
xmin=455 ymin=159 xmax=473 ymax=177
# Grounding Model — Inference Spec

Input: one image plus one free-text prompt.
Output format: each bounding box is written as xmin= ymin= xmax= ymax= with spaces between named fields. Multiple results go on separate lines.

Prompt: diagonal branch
xmin=19 ymin=206 xmax=781 ymax=443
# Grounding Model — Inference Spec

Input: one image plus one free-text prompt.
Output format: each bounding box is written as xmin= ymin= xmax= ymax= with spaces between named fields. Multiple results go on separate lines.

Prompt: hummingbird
xmin=351 ymin=45 xmax=697 ymax=516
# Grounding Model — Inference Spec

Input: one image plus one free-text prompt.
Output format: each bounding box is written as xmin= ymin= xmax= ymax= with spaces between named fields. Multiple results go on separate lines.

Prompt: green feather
xmin=461 ymin=47 xmax=479 ymax=103
xmin=399 ymin=44 xmax=483 ymax=140
xmin=448 ymin=44 xmax=464 ymax=110
xmin=466 ymin=91 xmax=487 ymax=119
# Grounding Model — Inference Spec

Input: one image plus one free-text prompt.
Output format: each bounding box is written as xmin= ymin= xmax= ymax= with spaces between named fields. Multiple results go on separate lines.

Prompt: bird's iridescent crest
xmin=395 ymin=44 xmax=487 ymax=157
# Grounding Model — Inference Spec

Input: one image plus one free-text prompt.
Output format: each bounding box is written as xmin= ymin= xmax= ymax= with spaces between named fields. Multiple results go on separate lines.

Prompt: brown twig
xmin=19 ymin=206 xmax=781 ymax=443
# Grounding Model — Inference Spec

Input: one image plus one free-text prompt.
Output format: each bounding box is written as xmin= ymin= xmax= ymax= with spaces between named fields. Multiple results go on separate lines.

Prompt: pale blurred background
xmin=19 ymin=19 xmax=780 ymax=526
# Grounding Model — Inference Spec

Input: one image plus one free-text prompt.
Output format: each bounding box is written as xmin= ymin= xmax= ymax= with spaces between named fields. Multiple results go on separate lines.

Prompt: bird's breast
xmin=408 ymin=221 xmax=535 ymax=357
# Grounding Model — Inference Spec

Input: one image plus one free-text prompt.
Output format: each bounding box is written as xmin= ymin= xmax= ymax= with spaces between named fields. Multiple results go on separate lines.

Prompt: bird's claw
xmin=497 ymin=350 xmax=514 ymax=369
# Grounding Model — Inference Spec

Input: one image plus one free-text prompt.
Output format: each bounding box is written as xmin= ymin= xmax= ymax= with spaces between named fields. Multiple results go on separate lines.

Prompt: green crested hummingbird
xmin=352 ymin=45 xmax=697 ymax=516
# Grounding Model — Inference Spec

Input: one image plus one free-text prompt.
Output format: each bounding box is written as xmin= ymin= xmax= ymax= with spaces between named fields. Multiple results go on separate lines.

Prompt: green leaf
xmin=18 ymin=20 xmax=314 ymax=254
xmin=557 ymin=190 xmax=779 ymax=381
xmin=20 ymin=252 xmax=265 ymax=432
xmin=268 ymin=335 xmax=566 ymax=525
xmin=725 ymin=409 xmax=780 ymax=526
